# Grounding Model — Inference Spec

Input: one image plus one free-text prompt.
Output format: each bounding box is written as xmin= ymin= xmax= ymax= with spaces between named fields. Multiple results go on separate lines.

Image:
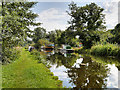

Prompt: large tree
xmin=2 ymin=2 xmax=40 ymax=63
xmin=67 ymin=2 xmax=106 ymax=48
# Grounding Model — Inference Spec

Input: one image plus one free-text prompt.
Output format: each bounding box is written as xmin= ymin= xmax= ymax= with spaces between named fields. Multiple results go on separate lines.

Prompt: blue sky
xmin=30 ymin=0 xmax=118 ymax=32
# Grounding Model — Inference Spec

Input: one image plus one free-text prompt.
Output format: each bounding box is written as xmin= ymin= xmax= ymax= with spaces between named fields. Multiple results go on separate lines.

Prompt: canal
xmin=43 ymin=50 xmax=120 ymax=88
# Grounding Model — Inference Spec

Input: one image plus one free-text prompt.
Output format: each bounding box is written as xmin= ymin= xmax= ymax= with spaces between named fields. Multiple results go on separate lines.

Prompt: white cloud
xmin=33 ymin=1 xmax=119 ymax=31
xmin=103 ymin=2 xmax=118 ymax=29
xmin=37 ymin=8 xmax=70 ymax=32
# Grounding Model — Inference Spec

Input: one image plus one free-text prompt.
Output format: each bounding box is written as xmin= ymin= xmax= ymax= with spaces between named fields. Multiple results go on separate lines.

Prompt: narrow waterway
xmin=43 ymin=50 xmax=120 ymax=88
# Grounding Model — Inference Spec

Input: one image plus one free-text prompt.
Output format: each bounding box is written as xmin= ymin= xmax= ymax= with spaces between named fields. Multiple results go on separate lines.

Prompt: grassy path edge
xmin=2 ymin=48 xmax=62 ymax=88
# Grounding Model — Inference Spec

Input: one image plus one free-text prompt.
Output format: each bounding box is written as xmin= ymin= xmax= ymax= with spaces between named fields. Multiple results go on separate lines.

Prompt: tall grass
xmin=90 ymin=43 xmax=120 ymax=57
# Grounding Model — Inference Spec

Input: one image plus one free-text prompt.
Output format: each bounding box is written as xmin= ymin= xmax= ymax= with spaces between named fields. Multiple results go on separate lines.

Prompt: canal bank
xmin=2 ymin=48 xmax=62 ymax=88
xmin=75 ymin=43 xmax=120 ymax=58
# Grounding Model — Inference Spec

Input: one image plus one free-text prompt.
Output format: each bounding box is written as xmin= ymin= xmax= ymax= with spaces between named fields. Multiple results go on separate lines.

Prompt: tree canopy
xmin=110 ymin=23 xmax=120 ymax=44
xmin=2 ymin=2 xmax=40 ymax=63
xmin=67 ymin=2 xmax=106 ymax=48
xmin=33 ymin=27 xmax=46 ymax=43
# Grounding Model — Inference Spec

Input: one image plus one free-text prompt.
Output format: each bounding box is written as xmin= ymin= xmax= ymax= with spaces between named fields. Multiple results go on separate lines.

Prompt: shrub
xmin=2 ymin=47 xmax=21 ymax=64
xmin=57 ymin=80 xmax=63 ymax=87
xmin=48 ymin=72 xmax=54 ymax=76
xmin=10 ymin=48 xmax=20 ymax=61
xmin=52 ymin=76 xmax=58 ymax=80
xmin=90 ymin=43 xmax=120 ymax=57
xmin=75 ymin=47 xmax=90 ymax=54
xmin=30 ymin=50 xmax=42 ymax=63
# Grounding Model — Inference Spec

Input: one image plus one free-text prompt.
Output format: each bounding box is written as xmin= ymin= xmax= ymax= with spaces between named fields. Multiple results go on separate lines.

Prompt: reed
xmin=90 ymin=43 xmax=120 ymax=57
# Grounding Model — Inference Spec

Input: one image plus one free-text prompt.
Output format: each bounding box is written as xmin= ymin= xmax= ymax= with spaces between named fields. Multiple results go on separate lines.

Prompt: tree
xmin=48 ymin=31 xmax=56 ymax=44
xmin=57 ymin=31 xmax=66 ymax=45
xmin=38 ymin=39 xmax=51 ymax=46
xmin=33 ymin=27 xmax=46 ymax=43
xmin=48 ymin=29 xmax=63 ymax=47
xmin=67 ymin=2 xmax=106 ymax=48
xmin=98 ymin=30 xmax=113 ymax=44
xmin=2 ymin=2 xmax=40 ymax=63
xmin=34 ymin=38 xmax=51 ymax=50
xmin=110 ymin=23 xmax=120 ymax=44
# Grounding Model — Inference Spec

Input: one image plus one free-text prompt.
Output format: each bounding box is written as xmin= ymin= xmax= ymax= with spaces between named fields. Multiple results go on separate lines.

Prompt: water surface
xmin=45 ymin=51 xmax=120 ymax=88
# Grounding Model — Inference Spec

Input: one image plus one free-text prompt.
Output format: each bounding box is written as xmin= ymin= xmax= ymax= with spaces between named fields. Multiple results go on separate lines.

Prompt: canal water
xmin=44 ymin=50 xmax=120 ymax=88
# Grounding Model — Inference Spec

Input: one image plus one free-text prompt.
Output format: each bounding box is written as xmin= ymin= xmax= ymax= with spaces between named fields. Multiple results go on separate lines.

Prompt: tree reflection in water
xmin=46 ymin=52 xmax=112 ymax=88
xmin=46 ymin=52 xmax=79 ymax=68
xmin=67 ymin=55 xmax=110 ymax=88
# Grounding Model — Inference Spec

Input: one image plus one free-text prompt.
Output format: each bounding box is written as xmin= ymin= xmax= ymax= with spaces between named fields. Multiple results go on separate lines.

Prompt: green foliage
xmin=30 ymin=50 xmax=42 ymax=63
xmin=47 ymin=29 xmax=80 ymax=47
xmin=75 ymin=47 xmax=90 ymax=54
xmin=57 ymin=80 xmax=63 ymax=87
xmin=57 ymin=31 xmax=66 ymax=45
xmin=90 ymin=43 xmax=120 ymax=57
xmin=33 ymin=27 xmax=46 ymax=43
xmin=48 ymin=31 xmax=56 ymax=43
xmin=98 ymin=30 xmax=113 ymax=43
xmin=2 ymin=2 xmax=40 ymax=63
xmin=63 ymin=30 xmax=80 ymax=47
xmin=2 ymin=47 xmax=20 ymax=64
xmin=52 ymin=76 xmax=59 ymax=80
xmin=110 ymin=23 xmax=120 ymax=44
xmin=67 ymin=2 xmax=105 ymax=30
xmin=34 ymin=39 xmax=51 ymax=50
xmin=67 ymin=2 xmax=106 ymax=48
xmin=47 ymin=29 xmax=66 ymax=47
xmin=38 ymin=39 xmax=51 ymax=46
xmin=9 ymin=48 xmax=20 ymax=61
xmin=47 ymin=30 xmax=62 ymax=45
xmin=69 ymin=38 xmax=80 ymax=47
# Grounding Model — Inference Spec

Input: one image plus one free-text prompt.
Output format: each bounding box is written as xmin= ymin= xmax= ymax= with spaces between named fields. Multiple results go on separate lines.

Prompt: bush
xmin=52 ymin=76 xmax=58 ymax=80
xmin=34 ymin=39 xmax=51 ymax=50
xmin=75 ymin=47 xmax=90 ymax=54
xmin=10 ymin=48 xmax=20 ymax=61
xmin=48 ymin=72 xmax=54 ymax=76
xmin=2 ymin=47 xmax=21 ymax=64
xmin=57 ymin=80 xmax=63 ymax=87
xmin=90 ymin=43 xmax=120 ymax=57
xmin=30 ymin=50 xmax=42 ymax=63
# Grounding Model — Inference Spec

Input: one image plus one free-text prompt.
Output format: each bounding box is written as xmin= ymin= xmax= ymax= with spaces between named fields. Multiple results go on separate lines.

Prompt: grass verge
xmin=2 ymin=48 xmax=62 ymax=88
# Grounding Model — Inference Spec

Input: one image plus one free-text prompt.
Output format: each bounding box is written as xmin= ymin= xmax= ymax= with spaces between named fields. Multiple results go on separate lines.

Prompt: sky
xmin=29 ymin=0 xmax=119 ymax=32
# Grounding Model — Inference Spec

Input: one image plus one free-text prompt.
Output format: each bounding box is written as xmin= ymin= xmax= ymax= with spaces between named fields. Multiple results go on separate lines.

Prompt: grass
xmin=2 ymin=48 xmax=62 ymax=88
xmin=90 ymin=43 xmax=120 ymax=57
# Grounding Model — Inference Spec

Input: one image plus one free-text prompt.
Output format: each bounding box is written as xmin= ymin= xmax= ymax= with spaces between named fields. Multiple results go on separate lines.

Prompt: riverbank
xmin=90 ymin=43 xmax=120 ymax=58
xmin=2 ymin=48 xmax=62 ymax=88
xmin=75 ymin=43 xmax=120 ymax=58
